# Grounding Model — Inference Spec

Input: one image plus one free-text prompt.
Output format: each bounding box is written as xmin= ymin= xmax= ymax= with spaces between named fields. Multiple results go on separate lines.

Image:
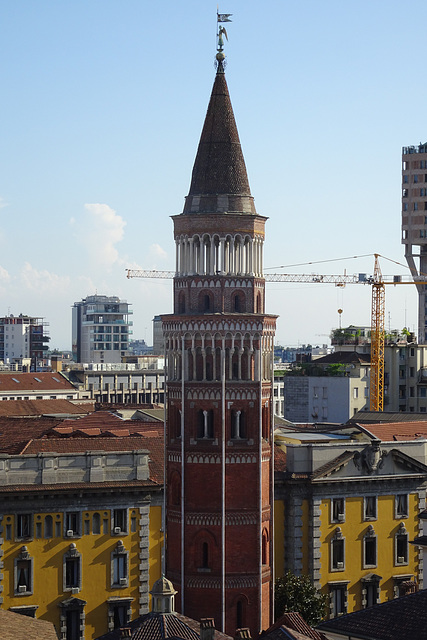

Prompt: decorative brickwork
xmin=163 ymin=59 xmax=276 ymax=637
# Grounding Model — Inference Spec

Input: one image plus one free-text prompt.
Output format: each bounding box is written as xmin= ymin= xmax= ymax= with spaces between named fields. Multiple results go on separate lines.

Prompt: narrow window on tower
xmin=236 ymin=599 xmax=246 ymax=629
xmin=201 ymin=542 xmax=209 ymax=569
xmin=197 ymin=409 xmax=214 ymax=439
xmin=262 ymin=529 xmax=269 ymax=565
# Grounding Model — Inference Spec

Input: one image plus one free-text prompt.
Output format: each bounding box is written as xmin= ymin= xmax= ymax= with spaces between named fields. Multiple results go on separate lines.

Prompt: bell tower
xmin=162 ymin=37 xmax=276 ymax=637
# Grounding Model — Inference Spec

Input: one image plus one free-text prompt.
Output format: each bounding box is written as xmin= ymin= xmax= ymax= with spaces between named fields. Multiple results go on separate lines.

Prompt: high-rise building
xmin=162 ymin=42 xmax=276 ymax=636
xmin=0 ymin=314 xmax=49 ymax=367
xmin=72 ymin=295 xmax=132 ymax=363
xmin=401 ymin=143 xmax=427 ymax=342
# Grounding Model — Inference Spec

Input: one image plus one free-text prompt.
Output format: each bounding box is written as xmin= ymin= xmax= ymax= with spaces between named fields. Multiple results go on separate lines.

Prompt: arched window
xmin=179 ymin=293 xmax=186 ymax=314
xmin=236 ymin=599 xmax=244 ymax=629
xmin=44 ymin=515 xmax=53 ymax=539
xmin=197 ymin=409 xmax=214 ymax=439
xmin=262 ymin=529 xmax=269 ymax=565
xmin=202 ymin=542 xmax=209 ymax=569
xmin=92 ymin=513 xmax=101 ymax=535
xmin=170 ymin=473 xmax=181 ymax=506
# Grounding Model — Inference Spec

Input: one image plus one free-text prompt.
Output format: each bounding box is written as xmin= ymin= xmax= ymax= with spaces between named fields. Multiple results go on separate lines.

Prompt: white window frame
xmin=395 ymin=522 xmax=409 ymax=566
xmin=14 ymin=546 xmax=34 ymax=596
xmin=111 ymin=508 xmax=128 ymax=535
xmin=63 ymin=543 xmax=82 ymax=593
xmin=395 ymin=494 xmax=409 ymax=519
xmin=363 ymin=525 xmax=377 ymax=569
xmin=331 ymin=497 xmax=345 ymax=523
xmin=107 ymin=597 xmax=133 ymax=631
xmin=331 ymin=527 xmax=345 ymax=572
xmin=328 ymin=581 xmax=349 ymax=618
xmin=364 ymin=496 xmax=377 ymax=521
xmin=111 ymin=540 xmax=129 ymax=588
xmin=64 ymin=512 xmax=81 ymax=538
xmin=16 ymin=513 xmax=33 ymax=540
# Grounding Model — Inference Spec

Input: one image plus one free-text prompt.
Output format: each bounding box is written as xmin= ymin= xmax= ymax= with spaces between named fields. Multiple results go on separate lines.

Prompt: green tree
xmin=275 ymin=572 xmax=327 ymax=625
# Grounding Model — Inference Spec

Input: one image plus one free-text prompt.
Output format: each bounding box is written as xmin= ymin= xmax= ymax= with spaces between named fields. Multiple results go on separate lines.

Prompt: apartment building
xmin=0 ymin=315 xmax=50 ymax=368
xmin=401 ymin=143 xmax=427 ymax=343
xmin=72 ymin=296 xmax=132 ymax=364
xmin=0 ymin=422 xmax=163 ymax=640
xmin=274 ymin=437 xmax=427 ymax=619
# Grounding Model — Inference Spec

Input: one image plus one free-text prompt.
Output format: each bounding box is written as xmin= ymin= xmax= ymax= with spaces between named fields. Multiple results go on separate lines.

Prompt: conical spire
xmin=183 ymin=62 xmax=257 ymax=215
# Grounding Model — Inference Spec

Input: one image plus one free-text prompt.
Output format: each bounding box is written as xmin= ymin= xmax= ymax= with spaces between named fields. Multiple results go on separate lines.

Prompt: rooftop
xmin=317 ymin=587 xmax=427 ymax=640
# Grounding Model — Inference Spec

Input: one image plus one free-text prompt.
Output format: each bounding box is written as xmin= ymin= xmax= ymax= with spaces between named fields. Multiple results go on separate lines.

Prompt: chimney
xmin=119 ymin=628 xmax=132 ymax=639
xmin=235 ymin=630 xmax=252 ymax=640
xmin=200 ymin=618 xmax=215 ymax=640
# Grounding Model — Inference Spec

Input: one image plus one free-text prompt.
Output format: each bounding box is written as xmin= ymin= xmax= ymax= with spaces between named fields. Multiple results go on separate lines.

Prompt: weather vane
xmin=216 ymin=8 xmax=232 ymax=67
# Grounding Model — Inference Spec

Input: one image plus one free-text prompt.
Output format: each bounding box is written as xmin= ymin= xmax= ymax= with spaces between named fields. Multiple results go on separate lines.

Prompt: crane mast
xmin=369 ymin=255 xmax=385 ymax=412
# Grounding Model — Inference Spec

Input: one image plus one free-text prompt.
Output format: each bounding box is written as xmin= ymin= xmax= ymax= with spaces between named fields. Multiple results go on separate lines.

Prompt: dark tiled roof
xmin=183 ymin=65 xmax=256 ymax=215
xmin=0 ymin=608 xmax=58 ymax=640
xmin=0 ymin=371 xmax=76 ymax=391
xmin=348 ymin=411 xmax=427 ymax=425
xmin=260 ymin=612 xmax=327 ymax=640
xmin=95 ymin=612 xmax=232 ymax=640
xmin=0 ymin=416 xmax=61 ymax=453
xmin=317 ymin=588 xmax=427 ymax=640
xmin=312 ymin=451 xmax=355 ymax=479
xmin=313 ymin=351 xmax=370 ymax=365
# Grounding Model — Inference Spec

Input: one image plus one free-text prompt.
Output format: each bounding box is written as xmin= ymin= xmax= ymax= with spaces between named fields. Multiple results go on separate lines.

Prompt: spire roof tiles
xmin=183 ymin=64 xmax=256 ymax=215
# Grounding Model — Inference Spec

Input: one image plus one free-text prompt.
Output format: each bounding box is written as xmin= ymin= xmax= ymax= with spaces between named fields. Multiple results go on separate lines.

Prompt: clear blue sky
xmin=1 ymin=1 xmax=425 ymax=349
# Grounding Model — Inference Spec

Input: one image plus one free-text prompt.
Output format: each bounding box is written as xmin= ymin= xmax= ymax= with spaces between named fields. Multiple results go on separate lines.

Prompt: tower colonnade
xmin=176 ymin=233 xmax=264 ymax=277
xmin=164 ymin=326 xmax=275 ymax=383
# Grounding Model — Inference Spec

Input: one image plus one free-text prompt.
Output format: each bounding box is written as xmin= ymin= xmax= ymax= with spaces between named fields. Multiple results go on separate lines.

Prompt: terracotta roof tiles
xmin=359 ymin=420 xmax=427 ymax=441
xmin=0 ymin=371 xmax=76 ymax=391
xmin=0 ymin=398 xmax=88 ymax=417
xmin=0 ymin=608 xmax=58 ymax=640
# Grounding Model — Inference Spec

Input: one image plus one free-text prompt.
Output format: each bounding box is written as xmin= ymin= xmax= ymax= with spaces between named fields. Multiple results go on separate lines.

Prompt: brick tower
xmin=162 ymin=40 xmax=276 ymax=637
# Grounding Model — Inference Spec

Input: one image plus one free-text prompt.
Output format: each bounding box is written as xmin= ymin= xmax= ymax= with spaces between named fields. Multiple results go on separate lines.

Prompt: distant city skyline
xmin=1 ymin=1 xmax=424 ymax=349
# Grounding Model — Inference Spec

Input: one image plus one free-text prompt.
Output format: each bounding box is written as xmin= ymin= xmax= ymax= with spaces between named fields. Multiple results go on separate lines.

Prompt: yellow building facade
xmin=274 ymin=438 xmax=427 ymax=619
xmin=0 ymin=447 xmax=163 ymax=640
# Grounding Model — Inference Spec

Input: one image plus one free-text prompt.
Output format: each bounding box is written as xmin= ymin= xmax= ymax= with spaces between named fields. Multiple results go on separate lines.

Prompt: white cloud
xmin=0 ymin=197 xmax=8 ymax=210
xmin=80 ymin=203 xmax=126 ymax=269
xmin=20 ymin=262 xmax=71 ymax=294
xmin=0 ymin=266 xmax=10 ymax=282
xmin=148 ymin=243 xmax=168 ymax=261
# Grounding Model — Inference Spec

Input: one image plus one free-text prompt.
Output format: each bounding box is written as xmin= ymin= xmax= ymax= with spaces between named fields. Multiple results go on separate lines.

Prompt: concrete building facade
xmin=72 ymin=296 xmax=132 ymax=364
xmin=162 ymin=46 xmax=276 ymax=636
xmin=0 ymin=315 xmax=49 ymax=368
xmin=401 ymin=143 xmax=427 ymax=343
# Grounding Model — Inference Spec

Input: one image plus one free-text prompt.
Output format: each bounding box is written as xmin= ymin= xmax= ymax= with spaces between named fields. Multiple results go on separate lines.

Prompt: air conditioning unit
xmin=66 ymin=530 xmax=74 ymax=537
xmin=18 ymin=585 xmax=27 ymax=593
xmin=114 ymin=527 xmax=121 ymax=534
xmin=71 ymin=587 xmax=79 ymax=595
xmin=336 ymin=562 xmax=344 ymax=570
xmin=119 ymin=577 xmax=127 ymax=585
xmin=398 ymin=556 xmax=405 ymax=563
xmin=337 ymin=514 xmax=345 ymax=522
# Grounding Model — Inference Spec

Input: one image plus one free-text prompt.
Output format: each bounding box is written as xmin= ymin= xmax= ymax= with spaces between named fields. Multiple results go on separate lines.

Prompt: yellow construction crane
xmin=126 ymin=254 xmax=421 ymax=412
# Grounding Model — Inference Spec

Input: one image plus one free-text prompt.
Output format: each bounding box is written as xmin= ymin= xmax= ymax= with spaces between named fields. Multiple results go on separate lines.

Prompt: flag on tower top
xmin=217 ymin=12 xmax=232 ymax=22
